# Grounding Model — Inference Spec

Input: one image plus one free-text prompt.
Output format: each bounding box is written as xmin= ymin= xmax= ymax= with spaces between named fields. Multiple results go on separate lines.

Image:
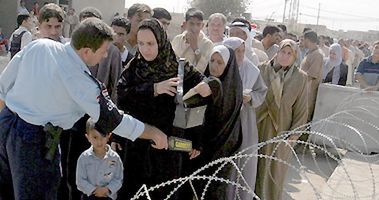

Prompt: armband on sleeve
xmin=86 ymin=71 xmax=123 ymax=136
xmin=95 ymin=86 xmax=123 ymax=136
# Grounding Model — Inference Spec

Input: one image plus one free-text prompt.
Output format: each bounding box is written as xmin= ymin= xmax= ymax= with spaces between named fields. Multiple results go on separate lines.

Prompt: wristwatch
xmin=194 ymin=48 xmax=201 ymax=55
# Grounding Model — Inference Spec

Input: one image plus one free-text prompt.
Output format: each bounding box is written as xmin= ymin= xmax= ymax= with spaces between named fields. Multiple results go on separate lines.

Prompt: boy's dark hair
xmin=304 ymin=30 xmax=319 ymax=43
xmin=277 ymin=24 xmax=287 ymax=32
xmin=185 ymin=8 xmax=204 ymax=21
xmin=111 ymin=16 xmax=131 ymax=34
xmin=152 ymin=7 xmax=171 ymax=20
xmin=38 ymin=3 xmax=64 ymax=23
xmin=262 ymin=25 xmax=281 ymax=38
xmin=17 ymin=14 xmax=30 ymax=27
xmin=79 ymin=7 xmax=103 ymax=21
xmin=71 ymin=18 xmax=114 ymax=52
xmin=127 ymin=3 xmax=152 ymax=18
xmin=232 ymin=17 xmax=251 ymax=31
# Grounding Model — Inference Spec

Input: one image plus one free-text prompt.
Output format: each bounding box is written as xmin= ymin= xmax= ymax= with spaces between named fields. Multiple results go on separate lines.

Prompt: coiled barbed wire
xmin=130 ymin=92 xmax=379 ymax=199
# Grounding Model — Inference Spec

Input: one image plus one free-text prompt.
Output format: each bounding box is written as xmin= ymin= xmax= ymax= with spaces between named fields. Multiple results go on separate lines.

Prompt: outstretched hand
xmin=139 ymin=124 xmax=168 ymax=150
xmin=194 ymin=81 xmax=212 ymax=97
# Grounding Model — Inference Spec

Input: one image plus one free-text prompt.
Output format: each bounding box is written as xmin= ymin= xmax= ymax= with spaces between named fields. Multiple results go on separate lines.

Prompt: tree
xmin=190 ymin=0 xmax=250 ymax=19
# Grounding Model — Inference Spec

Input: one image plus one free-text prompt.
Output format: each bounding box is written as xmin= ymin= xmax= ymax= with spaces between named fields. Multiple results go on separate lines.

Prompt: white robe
xmin=228 ymin=58 xmax=267 ymax=200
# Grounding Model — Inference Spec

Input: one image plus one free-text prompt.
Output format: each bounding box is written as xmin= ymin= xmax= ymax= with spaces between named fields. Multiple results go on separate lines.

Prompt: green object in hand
xmin=168 ymin=136 xmax=192 ymax=152
xmin=43 ymin=122 xmax=63 ymax=161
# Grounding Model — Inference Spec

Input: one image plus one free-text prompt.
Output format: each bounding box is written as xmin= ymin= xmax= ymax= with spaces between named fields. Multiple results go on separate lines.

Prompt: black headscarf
xmin=129 ymin=18 xmax=178 ymax=82
xmin=117 ymin=18 xmax=205 ymax=131
xmin=203 ymin=45 xmax=243 ymax=159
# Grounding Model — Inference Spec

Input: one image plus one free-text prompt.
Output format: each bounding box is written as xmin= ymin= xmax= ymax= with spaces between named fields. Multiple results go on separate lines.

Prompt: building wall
xmin=0 ymin=0 xmax=56 ymax=38
xmin=72 ymin=0 xmax=125 ymax=25
xmin=0 ymin=0 xmax=18 ymax=38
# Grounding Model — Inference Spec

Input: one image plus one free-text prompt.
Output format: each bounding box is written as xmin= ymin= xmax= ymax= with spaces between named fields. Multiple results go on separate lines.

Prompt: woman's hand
xmin=189 ymin=149 xmax=201 ymax=160
xmin=243 ymin=94 xmax=252 ymax=104
xmin=194 ymin=81 xmax=212 ymax=97
xmin=154 ymin=77 xmax=180 ymax=96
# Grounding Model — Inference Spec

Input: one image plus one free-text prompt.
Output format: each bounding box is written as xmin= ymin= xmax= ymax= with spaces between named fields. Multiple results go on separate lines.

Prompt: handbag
xmin=173 ymin=58 xmax=207 ymax=129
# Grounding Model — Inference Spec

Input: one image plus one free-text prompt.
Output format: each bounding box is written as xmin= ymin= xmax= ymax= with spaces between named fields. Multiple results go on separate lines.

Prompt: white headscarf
xmin=229 ymin=22 xmax=259 ymax=66
xmin=223 ymin=37 xmax=245 ymax=51
xmin=323 ymin=43 xmax=343 ymax=80
xmin=210 ymin=45 xmax=230 ymax=66
xmin=327 ymin=44 xmax=343 ymax=67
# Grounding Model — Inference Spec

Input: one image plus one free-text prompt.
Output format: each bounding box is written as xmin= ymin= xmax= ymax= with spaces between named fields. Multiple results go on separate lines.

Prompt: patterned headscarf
xmin=278 ymin=39 xmax=298 ymax=61
xmin=130 ymin=18 xmax=179 ymax=82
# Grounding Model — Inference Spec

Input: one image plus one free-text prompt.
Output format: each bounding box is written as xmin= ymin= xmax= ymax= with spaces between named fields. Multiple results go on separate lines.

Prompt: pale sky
xmin=125 ymin=0 xmax=379 ymax=32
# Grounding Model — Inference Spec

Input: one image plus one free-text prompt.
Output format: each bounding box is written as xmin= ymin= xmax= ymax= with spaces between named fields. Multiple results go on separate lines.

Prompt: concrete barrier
xmin=310 ymin=83 xmax=379 ymax=154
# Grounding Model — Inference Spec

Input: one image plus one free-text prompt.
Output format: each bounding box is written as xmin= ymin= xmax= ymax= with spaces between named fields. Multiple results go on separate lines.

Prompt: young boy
xmin=9 ymin=14 xmax=33 ymax=58
xmin=38 ymin=3 xmax=65 ymax=42
xmin=125 ymin=3 xmax=152 ymax=55
xmin=76 ymin=118 xmax=123 ymax=200
xmin=171 ymin=8 xmax=214 ymax=73
xmin=110 ymin=16 xmax=133 ymax=68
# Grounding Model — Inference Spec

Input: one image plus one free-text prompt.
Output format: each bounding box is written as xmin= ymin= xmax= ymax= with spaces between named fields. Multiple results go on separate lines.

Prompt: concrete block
xmin=320 ymin=152 xmax=379 ymax=199
xmin=310 ymin=83 xmax=379 ymax=154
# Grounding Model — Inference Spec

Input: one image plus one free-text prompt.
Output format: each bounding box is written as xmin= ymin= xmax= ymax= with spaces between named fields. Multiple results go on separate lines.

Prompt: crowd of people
xmin=0 ymin=2 xmax=378 ymax=200
xmin=0 ymin=0 xmax=79 ymax=56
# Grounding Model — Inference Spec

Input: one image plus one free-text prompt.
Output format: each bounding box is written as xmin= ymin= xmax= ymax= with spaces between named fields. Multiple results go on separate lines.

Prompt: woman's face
xmin=276 ymin=46 xmax=296 ymax=67
xmin=209 ymin=52 xmax=226 ymax=77
xmin=373 ymin=44 xmax=379 ymax=58
xmin=137 ymin=29 xmax=159 ymax=61
xmin=235 ymin=44 xmax=245 ymax=66
xmin=329 ymin=49 xmax=337 ymax=61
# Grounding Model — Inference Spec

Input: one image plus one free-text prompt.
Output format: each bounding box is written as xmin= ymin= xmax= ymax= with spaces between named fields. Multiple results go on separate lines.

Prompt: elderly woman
xmin=201 ymin=45 xmax=243 ymax=163
xmin=255 ymin=39 xmax=308 ymax=200
xmin=229 ymin=19 xmax=261 ymax=66
xmin=183 ymin=45 xmax=243 ymax=200
xmin=322 ymin=43 xmax=348 ymax=86
xmin=115 ymin=18 xmax=213 ymax=200
xmin=223 ymin=37 xmax=267 ymax=200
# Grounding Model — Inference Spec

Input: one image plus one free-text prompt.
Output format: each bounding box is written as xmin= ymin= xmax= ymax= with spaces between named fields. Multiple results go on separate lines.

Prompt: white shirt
xmin=76 ymin=145 xmax=123 ymax=200
xmin=171 ymin=31 xmax=214 ymax=73
xmin=0 ymin=39 xmax=144 ymax=141
xmin=9 ymin=26 xmax=33 ymax=50
xmin=120 ymin=47 xmax=129 ymax=63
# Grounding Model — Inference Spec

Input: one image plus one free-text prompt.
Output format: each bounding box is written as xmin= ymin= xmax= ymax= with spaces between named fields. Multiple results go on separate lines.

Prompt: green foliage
xmin=190 ymin=0 xmax=250 ymax=19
